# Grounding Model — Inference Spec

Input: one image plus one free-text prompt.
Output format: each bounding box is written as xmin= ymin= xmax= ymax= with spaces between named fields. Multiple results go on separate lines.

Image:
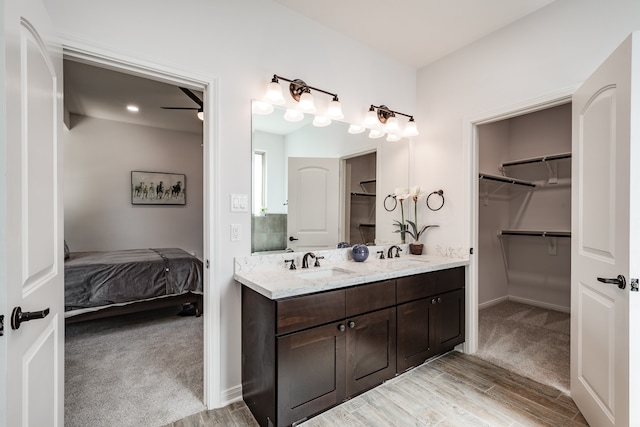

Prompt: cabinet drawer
xmin=397 ymin=273 xmax=435 ymax=304
xmin=346 ymin=280 xmax=396 ymax=317
xmin=277 ymin=289 xmax=346 ymax=335
xmin=433 ymin=267 xmax=465 ymax=294
xmin=397 ymin=267 xmax=465 ymax=304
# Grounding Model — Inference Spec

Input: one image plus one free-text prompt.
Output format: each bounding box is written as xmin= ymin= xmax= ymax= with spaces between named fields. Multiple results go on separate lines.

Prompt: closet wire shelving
xmin=480 ymin=151 xmax=572 ymax=238
xmin=350 ymin=179 xmax=376 ymax=244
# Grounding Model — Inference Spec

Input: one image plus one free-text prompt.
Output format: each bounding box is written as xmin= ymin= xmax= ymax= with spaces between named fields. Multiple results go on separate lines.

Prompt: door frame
xmin=463 ymin=85 xmax=578 ymax=354
xmin=62 ymin=40 xmax=221 ymax=408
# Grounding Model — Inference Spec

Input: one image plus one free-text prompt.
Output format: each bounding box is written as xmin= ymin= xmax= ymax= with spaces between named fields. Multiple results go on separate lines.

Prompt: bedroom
xmin=63 ymin=59 xmax=205 ymax=424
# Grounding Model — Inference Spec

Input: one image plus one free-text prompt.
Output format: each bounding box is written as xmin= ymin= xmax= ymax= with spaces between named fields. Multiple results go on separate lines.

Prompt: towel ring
xmin=426 ymin=190 xmax=445 ymax=211
xmin=384 ymin=194 xmax=397 ymax=212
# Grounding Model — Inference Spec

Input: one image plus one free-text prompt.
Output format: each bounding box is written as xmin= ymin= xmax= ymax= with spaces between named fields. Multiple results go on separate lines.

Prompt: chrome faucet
xmin=387 ymin=245 xmax=402 ymax=258
xmin=302 ymin=252 xmax=316 ymax=268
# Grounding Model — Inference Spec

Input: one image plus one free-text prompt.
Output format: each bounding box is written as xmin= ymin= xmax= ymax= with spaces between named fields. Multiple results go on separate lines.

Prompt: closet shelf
xmin=359 ymin=223 xmax=375 ymax=228
xmin=359 ymin=179 xmax=376 ymax=185
xmin=501 ymin=152 xmax=571 ymax=168
xmin=498 ymin=229 xmax=571 ymax=238
xmin=351 ymin=192 xmax=376 ymax=197
xmin=478 ymin=173 xmax=536 ymax=188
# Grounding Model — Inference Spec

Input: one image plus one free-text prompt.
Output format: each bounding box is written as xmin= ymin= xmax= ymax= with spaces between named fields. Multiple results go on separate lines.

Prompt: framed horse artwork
xmin=131 ymin=171 xmax=186 ymax=205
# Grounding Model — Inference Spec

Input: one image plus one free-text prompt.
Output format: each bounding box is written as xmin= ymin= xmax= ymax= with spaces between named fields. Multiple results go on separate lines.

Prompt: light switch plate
xmin=231 ymin=224 xmax=241 ymax=241
xmin=231 ymin=194 xmax=248 ymax=212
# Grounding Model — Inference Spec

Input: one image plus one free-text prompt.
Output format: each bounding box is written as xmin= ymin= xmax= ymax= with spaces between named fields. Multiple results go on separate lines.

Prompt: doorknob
xmin=289 ymin=236 xmax=299 ymax=241
xmin=597 ymin=275 xmax=627 ymax=289
xmin=11 ymin=307 xmax=50 ymax=330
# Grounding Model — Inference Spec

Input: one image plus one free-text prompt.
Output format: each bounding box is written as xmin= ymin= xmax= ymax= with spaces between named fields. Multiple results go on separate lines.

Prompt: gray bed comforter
xmin=64 ymin=248 xmax=203 ymax=311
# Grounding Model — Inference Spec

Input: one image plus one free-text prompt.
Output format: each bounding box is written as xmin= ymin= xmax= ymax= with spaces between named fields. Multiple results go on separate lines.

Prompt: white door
xmin=1 ymin=0 xmax=64 ymax=426
xmin=571 ymin=32 xmax=640 ymax=427
xmin=287 ymin=157 xmax=339 ymax=251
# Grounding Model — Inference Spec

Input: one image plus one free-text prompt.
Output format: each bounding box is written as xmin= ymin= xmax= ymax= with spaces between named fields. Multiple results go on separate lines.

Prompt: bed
xmin=64 ymin=247 xmax=203 ymax=323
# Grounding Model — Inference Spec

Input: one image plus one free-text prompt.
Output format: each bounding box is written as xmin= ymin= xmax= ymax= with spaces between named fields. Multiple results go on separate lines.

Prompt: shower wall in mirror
xmin=251 ymin=102 xmax=409 ymax=253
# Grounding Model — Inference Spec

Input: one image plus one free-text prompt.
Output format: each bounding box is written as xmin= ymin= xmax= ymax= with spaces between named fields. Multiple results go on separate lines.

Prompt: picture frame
xmin=131 ymin=171 xmax=186 ymax=205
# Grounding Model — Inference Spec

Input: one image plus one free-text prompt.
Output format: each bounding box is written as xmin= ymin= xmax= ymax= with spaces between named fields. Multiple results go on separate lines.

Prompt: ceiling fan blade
xmin=179 ymin=87 xmax=203 ymax=107
xmin=161 ymin=107 xmax=200 ymax=110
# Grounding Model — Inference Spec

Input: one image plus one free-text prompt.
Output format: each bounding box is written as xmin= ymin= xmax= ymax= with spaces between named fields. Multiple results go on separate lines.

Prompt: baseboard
xmin=508 ymin=295 xmax=570 ymax=313
xmin=478 ymin=296 xmax=509 ymax=310
xmin=220 ymin=384 xmax=243 ymax=407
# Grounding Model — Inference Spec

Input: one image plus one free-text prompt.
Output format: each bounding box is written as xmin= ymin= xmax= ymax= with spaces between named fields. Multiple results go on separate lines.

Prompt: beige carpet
xmin=65 ymin=306 xmax=205 ymax=427
xmin=476 ymin=300 xmax=570 ymax=394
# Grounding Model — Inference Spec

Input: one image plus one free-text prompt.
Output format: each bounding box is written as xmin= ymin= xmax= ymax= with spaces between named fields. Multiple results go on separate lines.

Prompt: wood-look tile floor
xmin=168 ymin=351 xmax=588 ymax=427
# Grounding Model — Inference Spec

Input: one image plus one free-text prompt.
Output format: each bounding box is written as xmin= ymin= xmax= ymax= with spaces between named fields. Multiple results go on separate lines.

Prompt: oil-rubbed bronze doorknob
xmin=597 ymin=275 xmax=626 ymax=289
xmin=11 ymin=306 xmax=50 ymax=330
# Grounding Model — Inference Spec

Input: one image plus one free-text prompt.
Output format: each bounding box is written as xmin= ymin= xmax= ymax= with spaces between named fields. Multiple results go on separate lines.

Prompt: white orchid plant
xmin=393 ymin=186 xmax=430 ymax=243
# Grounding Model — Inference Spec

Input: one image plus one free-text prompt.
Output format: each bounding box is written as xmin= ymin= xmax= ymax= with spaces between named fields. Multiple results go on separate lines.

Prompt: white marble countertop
xmin=234 ymin=249 xmax=469 ymax=300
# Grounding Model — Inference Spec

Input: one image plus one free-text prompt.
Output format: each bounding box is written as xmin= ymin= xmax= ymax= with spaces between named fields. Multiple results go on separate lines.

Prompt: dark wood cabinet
xmin=241 ymin=267 xmax=465 ymax=427
xmin=277 ymin=321 xmax=346 ymax=427
xmin=346 ymin=306 xmax=396 ymax=396
xmin=434 ymin=288 xmax=465 ymax=353
xmin=396 ymin=297 xmax=435 ymax=372
xmin=396 ymin=267 xmax=465 ymax=372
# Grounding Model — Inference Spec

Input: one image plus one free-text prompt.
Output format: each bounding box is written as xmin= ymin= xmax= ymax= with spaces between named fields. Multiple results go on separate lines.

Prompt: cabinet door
xmin=345 ymin=307 xmax=397 ymax=397
xmin=434 ymin=288 xmax=465 ymax=353
xmin=396 ymin=298 xmax=435 ymax=373
xmin=277 ymin=322 xmax=346 ymax=427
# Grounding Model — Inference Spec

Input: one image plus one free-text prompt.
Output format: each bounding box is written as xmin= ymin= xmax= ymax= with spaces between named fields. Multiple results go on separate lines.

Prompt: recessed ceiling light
xmin=127 ymin=105 xmax=139 ymax=112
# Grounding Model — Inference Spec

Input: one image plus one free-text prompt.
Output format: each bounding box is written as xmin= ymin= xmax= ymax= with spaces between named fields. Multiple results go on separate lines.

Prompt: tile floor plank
xmin=174 ymin=351 xmax=586 ymax=427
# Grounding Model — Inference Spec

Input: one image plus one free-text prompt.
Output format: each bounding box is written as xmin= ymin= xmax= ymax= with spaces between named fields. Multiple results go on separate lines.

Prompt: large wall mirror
xmin=251 ymin=101 xmax=409 ymax=254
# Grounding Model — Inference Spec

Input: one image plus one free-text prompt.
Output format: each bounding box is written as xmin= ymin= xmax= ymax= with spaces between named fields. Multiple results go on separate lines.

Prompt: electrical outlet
xmin=231 ymin=224 xmax=241 ymax=241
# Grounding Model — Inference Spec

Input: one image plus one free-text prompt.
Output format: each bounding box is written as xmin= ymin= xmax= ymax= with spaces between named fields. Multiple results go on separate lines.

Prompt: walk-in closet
xmin=476 ymin=103 xmax=572 ymax=393
xmin=345 ymin=152 xmax=377 ymax=245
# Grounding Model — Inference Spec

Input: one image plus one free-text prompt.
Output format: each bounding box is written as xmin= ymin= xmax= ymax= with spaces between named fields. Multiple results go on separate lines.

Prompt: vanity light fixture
xmin=386 ymin=132 xmax=402 ymax=142
xmin=252 ymin=100 xmax=274 ymax=115
xmin=126 ymin=105 xmax=139 ymax=112
xmin=368 ymin=128 xmax=385 ymax=139
xmin=283 ymin=108 xmax=304 ymax=122
xmin=364 ymin=104 xmax=420 ymax=139
xmin=348 ymin=123 xmax=366 ymax=134
xmin=262 ymin=74 xmax=343 ymax=125
xmin=312 ymin=115 xmax=332 ymax=127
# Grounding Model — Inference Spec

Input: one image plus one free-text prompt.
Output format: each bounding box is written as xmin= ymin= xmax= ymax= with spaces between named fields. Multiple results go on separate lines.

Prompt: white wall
xmin=44 ymin=0 xmax=417 ymax=403
xmin=415 ymin=0 xmax=640 ymax=256
xmin=64 ymin=115 xmax=204 ymax=258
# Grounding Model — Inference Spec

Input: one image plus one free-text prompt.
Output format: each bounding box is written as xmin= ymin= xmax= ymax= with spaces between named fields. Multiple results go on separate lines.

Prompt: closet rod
xmin=478 ymin=173 xmax=536 ymax=187
xmin=501 ymin=152 xmax=572 ymax=167
xmin=499 ymin=230 xmax=571 ymax=238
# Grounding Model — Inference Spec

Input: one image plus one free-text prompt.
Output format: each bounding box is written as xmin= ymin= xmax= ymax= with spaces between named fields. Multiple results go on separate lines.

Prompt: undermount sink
xmin=293 ymin=267 xmax=354 ymax=280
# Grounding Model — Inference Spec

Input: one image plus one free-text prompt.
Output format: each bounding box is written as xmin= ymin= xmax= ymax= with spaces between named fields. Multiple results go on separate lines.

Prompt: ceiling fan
xmin=162 ymin=87 xmax=204 ymax=120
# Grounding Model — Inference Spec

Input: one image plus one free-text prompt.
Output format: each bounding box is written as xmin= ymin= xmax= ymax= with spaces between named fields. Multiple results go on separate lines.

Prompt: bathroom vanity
xmin=235 ymin=250 xmax=467 ymax=427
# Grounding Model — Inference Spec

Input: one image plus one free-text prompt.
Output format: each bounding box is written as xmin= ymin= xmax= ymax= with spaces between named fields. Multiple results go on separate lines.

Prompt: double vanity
xmin=235 ymin=247 xmax=469 ymax=427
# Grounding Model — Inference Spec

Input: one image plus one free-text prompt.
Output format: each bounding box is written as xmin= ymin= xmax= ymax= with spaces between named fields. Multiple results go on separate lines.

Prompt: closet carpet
xmin=476 ymin=300 xmax=571 ymax=395
xmin=65 ymin=306 xmax=205 ymax=427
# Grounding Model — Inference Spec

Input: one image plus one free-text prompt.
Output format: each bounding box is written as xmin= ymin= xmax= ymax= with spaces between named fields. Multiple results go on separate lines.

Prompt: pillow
xmin=64 ymin=240 xmax=70 ymax=260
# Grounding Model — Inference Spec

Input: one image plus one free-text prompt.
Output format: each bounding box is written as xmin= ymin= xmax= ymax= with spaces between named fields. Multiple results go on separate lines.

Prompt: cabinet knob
xmin=431 ymin=298 xmax=437 ymax=304
xmin=348 ymin=321 xmax=356 ymax=329
xmin=437 ymin=297 xmax=442 ymax=303
xmin=338 ymin=324 xmax=346 ymax=332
